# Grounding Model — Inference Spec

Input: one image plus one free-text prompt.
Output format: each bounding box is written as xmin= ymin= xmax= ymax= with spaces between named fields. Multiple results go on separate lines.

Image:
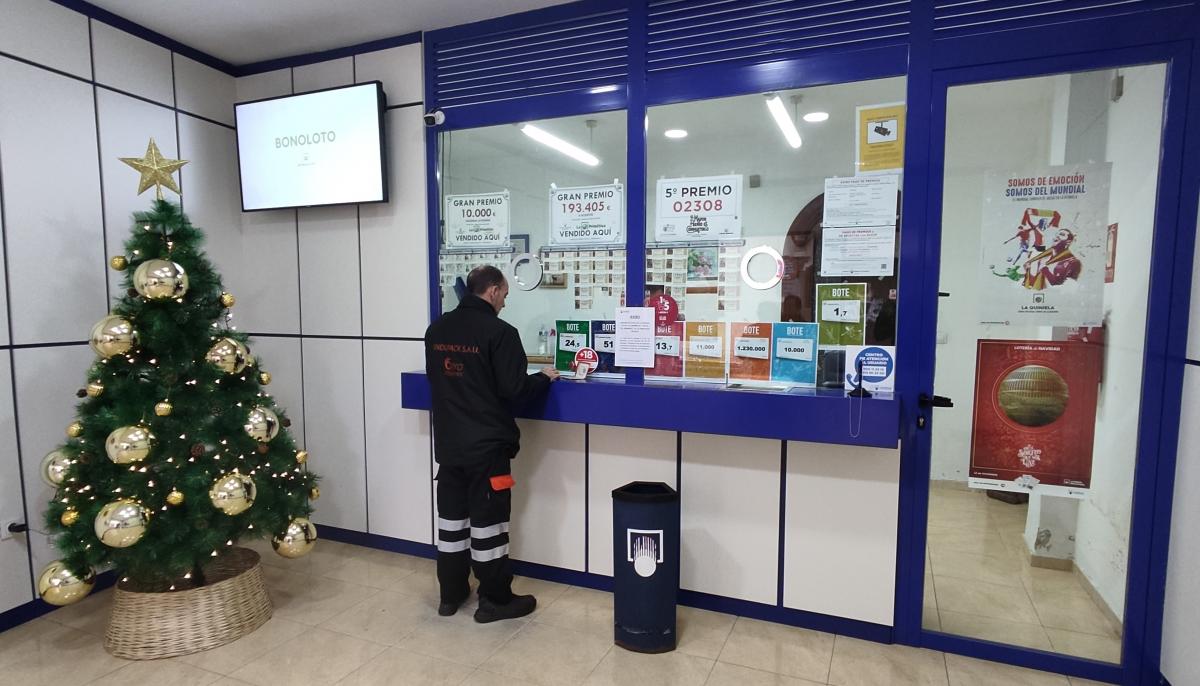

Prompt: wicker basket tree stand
xmin=105 ymin=547 xmax=272 ymax=660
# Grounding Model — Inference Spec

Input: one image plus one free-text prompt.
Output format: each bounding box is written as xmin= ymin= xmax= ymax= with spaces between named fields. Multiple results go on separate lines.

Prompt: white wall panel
xmin=235 ymin=68 xmax=292 ymax=102
xmin=293 ymin=57 xmax=353 ymax=93
xmin=249 ymin=336 xmax=305 ymax=447
xmin=0 ymin=0 xmax=91 ymax=79
xmin=95 ymin=88 xmax=177 ymax=299
xmin=0 ymin=184 xmax=9 ymax=347
xmin=1163 ymin=366 xmax=1200 ymax=686
xmin=0 ymin=355 xmax=33 ymax=611
xmin=355 ymin=44 xmax=423 ymax=105
xmin=364 ymin=340 xmax=431 ymax=543
xmin=90 ymin=20 xmax=172 ymax=106
xmin=360 ymin=106 xmax=428 ymax=338
xmin=236 ymin=208 xmax=301 ymax=334
xmin=680 ymin=434 xmax=779 ymax=604
xmin=587 ymin=426 xmax=676 ymax=577
xmin=173 ymin=54 xmax=235 ymax=126
xmin=511 ymin=420 xmax=586 ymax=570
xmin=0 ymin=59 xmax=106 ymax=345
xmin=298 ymin=205 xmax=362 ymax=336
xmin=178 ymin=115 xmax=242 ymax=298
xmin=784 ymin=442 xmax=899 ymax=626
xmin=300 ymin=338 xmax=366 ymax=531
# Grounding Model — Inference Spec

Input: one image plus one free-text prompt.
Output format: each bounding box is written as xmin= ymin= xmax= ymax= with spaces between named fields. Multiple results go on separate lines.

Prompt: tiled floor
xmin=923 ymin=483 xmax=1123 ymax=663
xmin=2 ymin=538 xmax=1111 ymax=685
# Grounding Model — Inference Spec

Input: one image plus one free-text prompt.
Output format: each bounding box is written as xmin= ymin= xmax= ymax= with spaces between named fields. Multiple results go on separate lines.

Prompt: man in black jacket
xmin=425 ymin=265 xmax=559 ymax=623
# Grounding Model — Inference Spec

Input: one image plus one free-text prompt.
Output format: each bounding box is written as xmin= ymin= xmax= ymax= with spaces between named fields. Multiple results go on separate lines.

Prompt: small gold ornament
xmin=37 ymin=561 xmax=95 ymax=606
xmin=258 ymin=371 xmax=272 ymax=386
xmin=273 ymin=517 xmax=318 ymax=559
xmin=154 ymin=401 xmax=173 ymax=417
xmin=85 ymin=381 xmax=105 ymax=398
xmin=89 ymin=315 xmax=137 ymax=358
xmin=105 ymin=425 xmax=155 ymax=464
xmin=209 ymin=473 xmax=256 ymax=515
xmin=41 ymin=450 xmax=72 ymax=487
xmin=243 ymin=407 xmax=280 ymax=443
xmin=295 ymin=450 xmax=308 ymax=465
xmin=206 ymin=337 xmax=252 ymax=374
xmin=133 ymin=259 xmax=189 ymax=300
xmin=119 ymin=138 xmax=188 ymax=201
xmin=109 ymin=255 xmax=128 ymax=271
xmin=94 ymin=499 xmax=150 ymax=548
xmin=309 ymin=486 xmax=320 ymax=500
xmin=220 ymin=292 xmax=236 ymax=308
xmin=66 ymin=421 xmax=84 ymax=438
xmin=166 ymin=489 xmax=185 ymax=506
xmin=60 ymin=509 xmax=80 ymax=526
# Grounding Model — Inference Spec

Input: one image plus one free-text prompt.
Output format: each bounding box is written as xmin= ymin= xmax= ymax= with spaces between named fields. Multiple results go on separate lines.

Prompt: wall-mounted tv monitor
xmin=235 ymin=81 xmax=388 ymax=211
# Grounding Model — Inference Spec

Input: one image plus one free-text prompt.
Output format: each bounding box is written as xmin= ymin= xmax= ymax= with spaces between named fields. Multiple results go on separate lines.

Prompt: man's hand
xmin=540 ymin=366 xmax=561 ymax=381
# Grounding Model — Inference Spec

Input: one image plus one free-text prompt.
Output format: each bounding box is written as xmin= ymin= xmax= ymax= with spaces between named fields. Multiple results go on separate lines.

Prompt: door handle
xmin=919 ymin=393 xmax=954 ymax=409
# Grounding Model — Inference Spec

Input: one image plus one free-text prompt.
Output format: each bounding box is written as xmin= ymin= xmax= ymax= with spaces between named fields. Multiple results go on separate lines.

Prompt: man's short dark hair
xmin=467 ymin=265 xmax=506 ymax=295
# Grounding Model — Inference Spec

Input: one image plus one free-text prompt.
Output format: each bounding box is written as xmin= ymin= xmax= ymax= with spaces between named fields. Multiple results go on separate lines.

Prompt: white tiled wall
xmin=511 ymin=420 xmax=587 ymax=571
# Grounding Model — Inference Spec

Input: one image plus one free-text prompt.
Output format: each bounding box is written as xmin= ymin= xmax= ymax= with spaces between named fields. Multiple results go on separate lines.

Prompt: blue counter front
xmin=400 ymin=372 xmax=901 ymax=449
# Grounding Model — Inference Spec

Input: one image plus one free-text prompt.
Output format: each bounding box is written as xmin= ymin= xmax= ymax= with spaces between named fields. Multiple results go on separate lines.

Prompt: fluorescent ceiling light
xmin=520 ymin=124 xmax=599 ymax=166
xmin=803 ymin=111 xmax=830 ymax=123
xmin=589 ymin=84 xmax=619 ymax=94
xmin=664 ymin=129 xmax=688 ymax=139
xmin=765 ymin=94 xmax=802 ymax=149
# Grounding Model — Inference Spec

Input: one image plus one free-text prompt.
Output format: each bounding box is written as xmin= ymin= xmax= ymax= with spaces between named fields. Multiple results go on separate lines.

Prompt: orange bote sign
xmin=683 ymin=321 xmax=726 ymax=380
xmin=728 ymin=322 xmax=771 ymax=382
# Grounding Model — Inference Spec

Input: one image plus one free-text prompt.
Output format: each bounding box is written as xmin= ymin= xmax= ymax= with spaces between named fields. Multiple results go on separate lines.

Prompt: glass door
xmin=920 ymin=63 xmax=1168 ymax=664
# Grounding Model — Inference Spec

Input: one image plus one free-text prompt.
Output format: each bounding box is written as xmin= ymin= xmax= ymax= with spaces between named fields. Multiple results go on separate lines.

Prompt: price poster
xmin=816 ymin=283 xmax=867 ymax=347
xmin=444 ymin=192 xmax=510 ymax=248
xmin=650 ymin=322 xmax=684 ymax=378
xmin=729 ymin=322 xmax=771 ymax=383
xmin=590 ymin=320 xmax=622 ymax=374
xmin=555 ymin=320 xmax=591 ymax=371
xmin=550 ymin=184 xmax=624 ymax=245
xmin=654 ymin=174 xmax=743 ymax=242
xmin=843 ymin=345 xmax=896 ymax=394
xmin=771 ymin=322 xmax=818 ymax=387
xmin=683 ymin=321 xmax=727 ymax=380
xmin=856 ymin=102 xmax=905 ymax=175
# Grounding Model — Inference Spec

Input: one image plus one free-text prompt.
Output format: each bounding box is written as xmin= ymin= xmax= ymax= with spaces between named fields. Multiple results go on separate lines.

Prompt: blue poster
xmin=591 ymin=320 xmax=621 ymax=374
xmin=770 ymin=322 xmax=818 ymax=387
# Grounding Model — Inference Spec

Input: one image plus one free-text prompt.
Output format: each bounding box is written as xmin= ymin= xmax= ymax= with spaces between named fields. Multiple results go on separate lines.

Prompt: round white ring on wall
xmin=508 ymin=252 xmax=543 ymax=291
xmin=740 ymin=245 xmax=784 ymax=290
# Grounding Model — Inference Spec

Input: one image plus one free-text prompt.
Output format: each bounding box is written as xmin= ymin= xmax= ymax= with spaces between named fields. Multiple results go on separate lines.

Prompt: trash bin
xmin=612 ymin=481 xmax=680 ymax=653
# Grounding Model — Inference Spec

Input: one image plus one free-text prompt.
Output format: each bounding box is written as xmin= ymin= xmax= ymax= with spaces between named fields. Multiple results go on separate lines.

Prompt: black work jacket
xmin=424 ymin=295 xmax=551 ymax=465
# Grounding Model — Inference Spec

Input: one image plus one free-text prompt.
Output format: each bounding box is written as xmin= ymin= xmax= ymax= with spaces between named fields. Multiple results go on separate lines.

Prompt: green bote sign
xmin=555 ymin=320 xmax=591 ymax=371
xmin=816 ymin=283 xmax=867 ymax=346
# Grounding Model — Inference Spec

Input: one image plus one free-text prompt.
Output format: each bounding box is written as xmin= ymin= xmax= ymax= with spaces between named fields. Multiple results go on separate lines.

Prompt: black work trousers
xmin=435 ymin=456 xmax=514 ymax=605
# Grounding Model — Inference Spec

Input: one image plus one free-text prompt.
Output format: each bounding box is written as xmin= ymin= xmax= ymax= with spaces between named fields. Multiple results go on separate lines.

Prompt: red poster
xmin=650 ymin=322 xmax=684 ymax=378
xmin=970 ymin=340 xmax=1101 ymax=491
xmin=1105 ymin=223 xmax=1118 ymax=283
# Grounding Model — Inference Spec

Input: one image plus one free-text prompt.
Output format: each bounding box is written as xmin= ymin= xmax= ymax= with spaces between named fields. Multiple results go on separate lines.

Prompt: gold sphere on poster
xmin=206 ymin=337 xmax=252 ymax=374
xmin=89 ymin=315 xmax=137 ymax=358
xmin=243 ymin=406 xmax=279 ymax=443
xmin=66 ymin=421 xmax=84 ymax=438
xmin=209 ymin=473 xmax=256 ymax=515
xmin=220 ymin=292 xmax=236 ymax=308
xmin=165 ymin=489 xmax=185 ymax=506
xmin=154 ymin=401 xmax=173 ymax=417
xmin=295 ymin=450 xmax=308 ymax=465
xmin=60 ymin=509 xmax=80 ymax=526
xmin=85 ymin=381 xmax=105 ymax=398
xmin=258 ymin=371 xmax=271 ymax=386
xmin=133 ymin=259 xmax=189 ymax=300
xmin=94 ymin=499 xmax=150 ymax=548
xmin=41 ymin=450 xmax=72 ymax=488
xmin=105 ymin=425 xmax=155 ymax=464
xmin=38 ymin=561 xmax=95 ymax=606
xmin=272 ymin=517 xmax=317 ymax=558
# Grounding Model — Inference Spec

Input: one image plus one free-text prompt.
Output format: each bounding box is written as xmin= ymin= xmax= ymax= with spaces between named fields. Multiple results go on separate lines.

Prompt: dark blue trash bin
xmin=612 ymin=481 xmax=680 ymax=653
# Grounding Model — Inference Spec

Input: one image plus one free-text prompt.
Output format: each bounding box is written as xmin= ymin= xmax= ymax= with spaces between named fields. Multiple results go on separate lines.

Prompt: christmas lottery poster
xmin=969 ymin=340 xmax=1101 ymax=496
xmin=978 ymin=163 xmax=1110 ymax=327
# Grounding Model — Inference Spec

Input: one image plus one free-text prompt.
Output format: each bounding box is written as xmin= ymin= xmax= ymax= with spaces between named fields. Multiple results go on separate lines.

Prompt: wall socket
xmin=0 ymin=519 xmax=24 ymax=541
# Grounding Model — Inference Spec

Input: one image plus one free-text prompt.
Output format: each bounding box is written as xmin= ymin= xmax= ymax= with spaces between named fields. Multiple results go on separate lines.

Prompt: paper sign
xmin=856 ymin=102 xmax=905 ymax=175
xmin=654 ymin=336 xmax=680 ymax=357
xmin=444 ymin=192 xmax=510 ymax=248
xmin=771 ymin=322 xmax=819 ymax=387
xmin=555 ymin=320 xmax=591 ymax=371
xmin=817 ymin=283 xmax=867 ymax=347
xmin=821 ymin=299 xmax=862 ymax=323
xmin=550 ymin=184 xmax=624 ymax=245
xmin=844 ymin=345 xmax=896 ymax=393
xmin=615 ymin=307 xmax=655 ymax=368
xmin=683 ymin=322 xmax=727 ymax=380
xmin=822 ymin=176 xmax=899 ymax=228
xmin=729 ymin=322 xmax=771 ymax=382
xmin=654 ymin=175 xmax=743 ymax=242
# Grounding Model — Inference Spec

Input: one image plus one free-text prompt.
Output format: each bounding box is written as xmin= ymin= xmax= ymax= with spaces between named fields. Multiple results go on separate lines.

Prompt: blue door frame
xmin=895 ymin=40 xmax=1198 ymax=686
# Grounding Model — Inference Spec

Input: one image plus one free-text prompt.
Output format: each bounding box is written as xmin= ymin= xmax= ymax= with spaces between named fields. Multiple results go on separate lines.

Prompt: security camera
xmin=423 ymin=109 xmax=445 ymax=127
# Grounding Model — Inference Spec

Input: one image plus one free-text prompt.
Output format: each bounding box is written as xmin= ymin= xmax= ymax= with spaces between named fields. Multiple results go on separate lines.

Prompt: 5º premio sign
xmin=444 ymin=191 xmax=510 ymax=248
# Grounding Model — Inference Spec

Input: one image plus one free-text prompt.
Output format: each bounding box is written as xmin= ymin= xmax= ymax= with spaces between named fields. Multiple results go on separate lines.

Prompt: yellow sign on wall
xmin=856 ymin=102 xmax=906 ymax=175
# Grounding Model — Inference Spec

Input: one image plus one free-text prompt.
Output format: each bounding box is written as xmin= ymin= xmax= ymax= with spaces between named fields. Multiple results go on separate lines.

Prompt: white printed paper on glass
xmin=444 ymin=191 xmax=510 ymax=248
xmin=654 ymin=175 xmax=743 ymax=242
xmin=549 ymin=184 xmax=624 ymax=246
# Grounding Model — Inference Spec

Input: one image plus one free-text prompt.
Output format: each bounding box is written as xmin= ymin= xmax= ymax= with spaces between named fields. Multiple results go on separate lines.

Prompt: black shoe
xmin=474 ymin=594 xmax=537 ymax=623
xmin=438 ymin=595 xmax=469 ymax=616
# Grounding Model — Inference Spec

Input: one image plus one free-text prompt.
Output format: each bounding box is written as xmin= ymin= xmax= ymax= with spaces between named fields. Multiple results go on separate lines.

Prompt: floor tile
xmin=87 ymin=660 xmax=224 ymax=686
xmin=511 ymin=575 xmax=571 ymax=606
xmin=929 ymin=549 xmax=1025 ymax=588
xmin=937 ymin=610 xmax=1053 ymax=651
xmin=174 ymin=616 xmax=310 ymax=675
xmin=1045 ymin=628 xmax=1122 ymax=663
xmin=703 ymin=662 xmax=824 ymax=686
xmin=229 ymin=626 xmax=386 ymax=686
xmin=932 ymin=575 xmax=1041 ymax=624
xmin=717 ymin=617 xmax=835 ymax=683
xmin=584 ymin=647 xmax=714 ymax=685
xmin=460 ymin=670 xmax=539 ymax=686
xmin=336 ymin=645 xmax=474 ymax=685
xmin=397 ymin=609 xmax=528 ymax=667
xmin=319 ymin=548 xmax=428 ymax=590
xmin=0 ymin=621 xmax=127 ymax=686
xmin=320 ymin=589 xmax=434 ymax=645
xmin=1020 ymin=567 xmax=1089 ymax=598
xmin=676 ymin=605 xmax=736 ymax=659
xmin=922 ymin=605 xmax=941 ymax=631
xmin=480 ymin=621 xmax=613 ymax=686
xmin=945 ymin=653 xmax=1069 ymax=685
xmin=927 ymin=527 xmax=1011 ymax=559
xmin=267 ymin=567 xmax=380 ymax=625
xmin=1030 ymin=591 xmax=1120 ymax=637
xmin=827 ymin=635 xmax=948 ymax=686
xmin=531 ymin=586 xmax=613 ymax=639
xmin=44 ymin=588 xmax=113 ymax=636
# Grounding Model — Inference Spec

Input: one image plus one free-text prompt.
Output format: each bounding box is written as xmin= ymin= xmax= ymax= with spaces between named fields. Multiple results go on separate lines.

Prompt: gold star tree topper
xmin=120 ymin=138 xmax=188 ymax=200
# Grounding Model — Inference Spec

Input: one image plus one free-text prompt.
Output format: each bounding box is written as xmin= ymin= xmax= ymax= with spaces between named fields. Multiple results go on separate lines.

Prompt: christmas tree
xmin=36 ymin=139 xmax=319 ymax=606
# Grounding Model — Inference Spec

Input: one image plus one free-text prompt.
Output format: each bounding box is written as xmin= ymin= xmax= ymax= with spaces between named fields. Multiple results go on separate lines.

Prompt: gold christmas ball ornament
xmin=206 ymin=337 xmax=252 ymax=374
xmin=258 ymin=371 xmax=272 ymax=386
xmin=165 ymin=489 xmax=185 ymax=506
xmin=37 ymin=561 xmax=95 ymax=606
xmin=220 ymin=292 xmax=236 ymax=308
xmin=209 ymin=472 xmax=256 ymax=515
xmin=41 ymin=450 xmax=72 ymax=488
xmin=109 ymin=255 xmax=129 ymax=271
xmin=89 ymin=315 xmax=137 ymax=358
xmin=272 ymin=517 xmax=318 ymax=559
xmin=309 ymin=486 xmax=320 ymax=500
xmin=243 ymin=406 xmax=280 ymax=443
xmin=998 ymin=365 xmax=1070 ymax=428
xmin=154 ymin=401 xmax=173 ymax=417
xmin=66 ymin=421 xmax=84 ymax=438
xmin=85 ymin=381 xmax=105 ymax=398
xmin=94 ymin=499 xmax=150 ymax=548
xmin=133 ymin=259 xmax=189 ymax=300
xmin=295 ymin=450 xmax=308 ymax=465
xmin=60 ymin=509 xmax=80 ymax=526
xmin=105 ymin=425 xmax=155 ymax=464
